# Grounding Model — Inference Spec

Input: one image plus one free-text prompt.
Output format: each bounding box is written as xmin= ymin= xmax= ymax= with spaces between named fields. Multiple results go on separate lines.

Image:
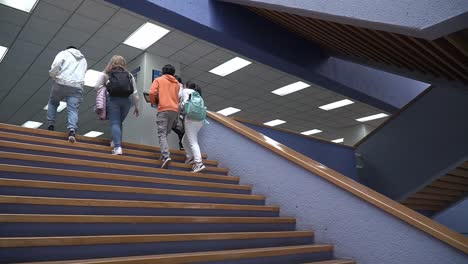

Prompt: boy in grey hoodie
xmin=47 ymin=46 xmax=87 ymax=142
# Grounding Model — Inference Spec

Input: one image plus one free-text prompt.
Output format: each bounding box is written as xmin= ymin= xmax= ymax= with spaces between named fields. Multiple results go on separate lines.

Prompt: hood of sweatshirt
xmin=163 ymin=74 xmax=178 ymax=83
xmin=67 ymin=48 xmax=84 ymax=60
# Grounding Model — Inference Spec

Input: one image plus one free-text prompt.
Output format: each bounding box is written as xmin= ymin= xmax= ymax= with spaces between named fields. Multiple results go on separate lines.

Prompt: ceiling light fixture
xmin=0 ymin=46 xmax=8 ymax=63
xmin=21 ymin=121 xmax=43 ymax=129
xmin=331 ymin=138 xmax=344 ymax=143
xmin=319 ymin=99 xmax=354 ymax=111
xmin=301 ymin=129 xmax=322 ymax=135
xmin=356 ymin=113 xmax=389 ymax=122
xmin=0 ymin=0 xmax=38 ymax=13
xmin=209 ymin=57 xmax=252 ymax=77
xmin=217 ymin=107 xmax=241 ymax=116
xmin=43 ymin=101 xmax=67 ymax=112
xmin=123 ymin=22 xmax=170 ymax=50
xmin=271 ymin=81 xmax=310 ymax=96
xmin=83 ymin=131 xmax=104 ymax=138
xmin=263 ymin=119 xmax=286 ymax=127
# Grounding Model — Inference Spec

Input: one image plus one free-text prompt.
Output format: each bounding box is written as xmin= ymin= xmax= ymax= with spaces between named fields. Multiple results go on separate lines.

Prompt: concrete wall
xmin=356 ymin=85 xmax=468 ymax=200
xmin=198 ymin=117 xmax=468 ymax=264
xmin=220 ymin=0 xmax=468 ymax=39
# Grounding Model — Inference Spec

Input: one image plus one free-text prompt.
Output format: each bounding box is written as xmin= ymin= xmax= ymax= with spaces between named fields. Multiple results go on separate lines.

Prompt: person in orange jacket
xmin=149 ymin=64 xmax=180 ymax=168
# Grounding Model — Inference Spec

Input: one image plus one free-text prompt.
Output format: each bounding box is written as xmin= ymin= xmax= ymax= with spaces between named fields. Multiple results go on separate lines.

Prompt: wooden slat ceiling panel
xmin=250 ymin=7 xmax=468 ymax=84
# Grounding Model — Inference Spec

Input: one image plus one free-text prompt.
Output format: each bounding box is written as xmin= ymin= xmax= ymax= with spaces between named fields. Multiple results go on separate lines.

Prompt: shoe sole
xmin=68 ymin=136 xmax=76 ymax=143
xmin=161 ymin=159 xmax=171 ymax=169
xmin=192 ymin=166 xmax=206 ymax=173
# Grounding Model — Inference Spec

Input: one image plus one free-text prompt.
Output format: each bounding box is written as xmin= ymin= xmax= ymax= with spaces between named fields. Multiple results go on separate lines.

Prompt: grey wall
xmin=356 ymin=85 xmax=468 ymax=201
xmin=123 ymin=52 xmax=180 ymax=149
xmin=198 ymin=117 xmax=468 ymax=264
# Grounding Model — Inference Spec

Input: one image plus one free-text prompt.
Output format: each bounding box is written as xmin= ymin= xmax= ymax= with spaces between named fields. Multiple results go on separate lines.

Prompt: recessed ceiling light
xmin=123 ymin=22 xmax=170 ymax=50
xmin=43 ymin=101 xmax=67 ymax=113
xmin=0 ymin=46 xmax=8 ymax=63
xmin=83 ymin=131 xmax=104 ymax=138
xmin=263 ymin=119 xmax=286 ymax=127
xmin=319 ymin=99 xmax=354 ymax=111
xmin=271 ymin=81 xmax=310 ymax=96
xmin=356 ymin=113 xmax=389 ymax=122
xmin=331 ymin=138 xmax=344 ymax=143
xmin=0 ymin=0 xmax=38 ymax=13
xmin=301 ymin=129 xmax=322 ymax=135
xmin=84 ymin=69 xmax=105 ymax=87
xmin=21 ymin=121 xmax=43 ymax=129
xmin=209 ymin=57 xmax=252 ymax=77
xmin=217 ymin=107 xmax=241 ymax=116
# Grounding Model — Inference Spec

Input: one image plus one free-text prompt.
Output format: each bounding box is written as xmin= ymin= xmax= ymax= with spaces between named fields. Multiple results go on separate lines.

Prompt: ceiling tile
xmin=170 ymin=50 xmax=199 ymax=65
xmin=33 ymin=1 xmax=72 ymax=24
xmin=258 ymin=68 xmax=283 ymax=82
xmin=18 ymin=15 xmax=62 ymax=46
xmin=76 ymin=0 xmax=117 ymax=23
xmin=183 ymin=41 xmax=216 ymax=58
xmin=66 ymin=13 xmax=103 ymax=34
xmin=204 ymin=49 xmax=235 ymax=64
xmin=147 ymin=42 xmax=179 ymax=57
xmin=0 ymin=21 xmax=22 ymax=47
xmin=29 ymin=48 xmax=61 ymax=75
xmin=112 ymin=44 xmax=142 ymax=62
xmin=159 ymin=31 xmax=194 ymax=50
xmin=195 ymin=72 xmax=222 ymax=84
xmin=106 ymin=10 xmax=145 ymax=32
xmin=80 ymin=45 xmax=108 ymax=61
xmin=181 ymin=66 xmax=203 ymax=80
xmin=94 ymin=24 xmax=130 ymax=43
xmin=0 ymin=4 xmax=29 ymax=26
xmin=190 ymin=58 xmax=219 ymax=71
xmin=85 ymin=35 xmax=119 ymax=53
xmin=43 ymin=0 xmax=84 ymax=11
xmin=0 ymin=39 xmax=43 ymax=73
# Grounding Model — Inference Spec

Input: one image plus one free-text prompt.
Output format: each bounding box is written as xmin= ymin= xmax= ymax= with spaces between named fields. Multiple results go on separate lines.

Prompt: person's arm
xmin=93 ymin=72 xmax=108 ymax=92
xmin=149 ymin=79 xmax=159 ymax=105
xmin=130 ymin=75 xmax=140 ymax=117
xmin=49 ymin=51 xmax=64 ymax=78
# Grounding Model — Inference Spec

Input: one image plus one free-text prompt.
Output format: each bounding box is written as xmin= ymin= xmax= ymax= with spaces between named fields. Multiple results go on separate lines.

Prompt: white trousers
xmin=182 ymin=119 xmax=204 ymax=163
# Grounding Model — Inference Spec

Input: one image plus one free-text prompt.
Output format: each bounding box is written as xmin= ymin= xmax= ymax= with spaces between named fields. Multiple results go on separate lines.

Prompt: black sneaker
xmin=47 ymin=125 xmax=54 ymax=131
xmin=68 ymin=130 xmax=76 ymax=143
xmin=161 ymin=157 xmax=171 ymax=169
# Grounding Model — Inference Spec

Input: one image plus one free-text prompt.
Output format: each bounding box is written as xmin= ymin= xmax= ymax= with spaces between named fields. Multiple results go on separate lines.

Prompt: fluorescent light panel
xmin=22 ymin=121 xmax=43 ymax=129
xmin=217 ymin=107 xmax=241 ymax=116
xmin=356 ymin=113 xmax=389 ymax=122
xmin=319 ymin=99 xmax=354 ymax=111
xmin=332 ymin=138 xmax=344 ymax=143
xmin=0 ymin=46 xmax=8 ymax=63
xmin=209 ymin=57 xmax=252 ymax=77
xmin=0 ymin=0 xmax=38 ymax=13
xmin=301 ymin=129 xmax=322 ymax=135
xmin=263 ymin=119 xmax=286 ymax=127
xmin=84 ymin=69 xmax=104 ymax=87
xmin=43 ymin=101 xmax=67 ymax=112
xmin=83 ymin=131 xmax=104 ymax=138
xmin=123 ymin=22 xmax=170 ymax=50
xmin=271 ymin=81 xmax=310 ymax=96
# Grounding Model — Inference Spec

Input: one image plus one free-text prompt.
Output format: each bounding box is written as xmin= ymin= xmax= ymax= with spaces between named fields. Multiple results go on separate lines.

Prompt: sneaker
xmin=110 ymin=141 xmax=115 ymax=148
xmin=47 ymin=125 xmax=54 ymax=131
xmin=68 ymin=130 xmax=76 ymax=143
xmin=161 ymin=157 xmax=171 ymax=169
xmin=184 ymin=157 xmax=194 ymax=164
xmin=112 ymin=147 xmax=122 ymax=155
xmin=192 ymin=162 xmax=206 ymax=173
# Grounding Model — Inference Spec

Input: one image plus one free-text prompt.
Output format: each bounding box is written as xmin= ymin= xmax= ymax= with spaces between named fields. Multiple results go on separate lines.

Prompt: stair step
xmin=0 ymin=141 xmax=228 ymax=175
xmin=440 ymin=174 xmax=468 ymax=185
xmin=420 ymin=186 xmax=463 ymax=197
xmin=0 ymin=131 xmax=216 ymax=165
xmin=432 ymin=180 xmax=468 ymax=191
xmin=0 ymin=123 xmax=208 ymax=158
xmin=450 ymin=168 xmax=468 ymax=178
xmin=0 ymin=164 xmax=249 ymax=194
xmin=0 ymin=195 xmax=279 ymax=217
xmin=0 ymin=152 xmax=236 ymax=184
xmin=303 ymin=260 xmax=355 ymax=264
xmin=17 ymin=245 xmax=333 ymax=264
xmin=0 ymin=214 xmax=296 ymax=237
xmin=0 ymin=178 xmax=265 ymax=205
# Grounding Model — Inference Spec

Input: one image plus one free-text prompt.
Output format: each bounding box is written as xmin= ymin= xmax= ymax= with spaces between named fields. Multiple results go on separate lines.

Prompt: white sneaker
xmin=184 ymin=157 xmax=194 ymax=164
xmin=161 ymin=157 xmax=171 ymax=169
xmin=192 ymin=162 xmax=206 ymax=173
xmin=112 ymin=147 xmax=122 ymax=155
xmin=110 ymin=141 xmax=115 ymax=148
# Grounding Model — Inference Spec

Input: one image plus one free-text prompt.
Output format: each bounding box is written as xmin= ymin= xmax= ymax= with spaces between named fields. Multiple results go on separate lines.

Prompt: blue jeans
xmin=47 ymin=82 xmax=83 ymax=131
xmin=108 ymin=96 xmax=131 ymax=148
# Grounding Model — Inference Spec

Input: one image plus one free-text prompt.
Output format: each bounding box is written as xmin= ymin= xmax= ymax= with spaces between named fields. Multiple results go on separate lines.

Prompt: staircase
xmin=0 ymin=123 xmax=354 ymax=264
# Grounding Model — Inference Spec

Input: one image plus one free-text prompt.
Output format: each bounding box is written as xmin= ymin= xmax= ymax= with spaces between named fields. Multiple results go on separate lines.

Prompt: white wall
xmin=122 ymin=52 xmax=181 ymax=150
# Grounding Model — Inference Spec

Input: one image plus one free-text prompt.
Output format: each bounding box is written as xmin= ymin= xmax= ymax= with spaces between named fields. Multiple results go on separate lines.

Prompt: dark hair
xmin=66 ymin=46 xmax=78 ymax=50
xmin=185 ymin=81 xmax=193 ymax=88
xmin=175 ymin=75 xmax=182 ymax=83
xmin=188 ymin=82 xmax=197 ymax=90
xmin=193 ymin=84 xmax=202 ymax=97
xmin=162 ymin=64 xmax=175 ymax=76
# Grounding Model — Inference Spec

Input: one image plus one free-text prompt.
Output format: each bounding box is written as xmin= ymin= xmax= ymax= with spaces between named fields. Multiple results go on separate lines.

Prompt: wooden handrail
xmin=207 ymin=111 xmax=468 ymax=253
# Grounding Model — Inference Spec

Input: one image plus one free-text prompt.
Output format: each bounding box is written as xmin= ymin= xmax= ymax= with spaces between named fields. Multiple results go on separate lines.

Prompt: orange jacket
xmin=149 ymin=74 xmax=180 ymax=112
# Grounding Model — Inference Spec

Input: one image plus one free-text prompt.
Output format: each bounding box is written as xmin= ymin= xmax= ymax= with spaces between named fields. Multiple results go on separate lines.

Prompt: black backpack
xmin=106 ymin=68 xmax=134 ymax=97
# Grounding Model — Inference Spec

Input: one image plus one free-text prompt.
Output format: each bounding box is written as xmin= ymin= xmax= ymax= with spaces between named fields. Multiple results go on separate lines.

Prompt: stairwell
xmin=0 ymin=123 xmax=354 ymax=264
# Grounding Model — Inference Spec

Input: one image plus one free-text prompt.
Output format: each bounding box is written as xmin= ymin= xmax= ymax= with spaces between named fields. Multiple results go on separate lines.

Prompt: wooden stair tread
xmin=403 ymin=204 xmax=444 ymax=211
xmin=0 ymin=164 xmax=247 ymax=191
xmin=0 ymin=123 xmax=207 ymax=158
xmin=19 ymin=245 xmax=332 ymax=264
xmin=0 ymin=141 xmax=227 ymax=174
xmin=442 ymin=174 xmax=468 ymax=185
xmin=403 ymin=198 xmax=449 ymax=206
xmin=0 ymin=152 xmax=235 ymax=181
xmin=0 ymin=231 xmax=312 ymax=248
xmin=432 ymin=180 xmax=468 ymax=191
xmin=0 ymin=214 xmax=296 ymax=224
xmin=420 ymin=186 xmax=463 ymax=197
xmin=0 ymin=178 xmax=264 ymax=201
xmin=412 ymin=193 xmax=458 ymax=201
xmin=450 ymin=168 xmax=468 ymax=178
xmin=0 ymin=195 xmax=278 ymax=211
xmin=0 ymin=131 xmax=216 ymax=164
xmin=302 ymin=260 xmax=355 ymax=264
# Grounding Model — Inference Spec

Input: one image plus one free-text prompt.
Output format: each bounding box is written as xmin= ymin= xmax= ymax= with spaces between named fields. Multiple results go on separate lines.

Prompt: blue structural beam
xmin=221 ymin=0 xmax=468 ymax=40
xmin=106 ymin=0 xmax=430 ymax=112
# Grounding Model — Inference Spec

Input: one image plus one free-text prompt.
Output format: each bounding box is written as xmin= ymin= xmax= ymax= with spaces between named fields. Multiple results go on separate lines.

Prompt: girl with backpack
xmin=180 ymin=83 xmax=206 ymax=173
xmin=94 ymin=55 xmax=140 ymax=155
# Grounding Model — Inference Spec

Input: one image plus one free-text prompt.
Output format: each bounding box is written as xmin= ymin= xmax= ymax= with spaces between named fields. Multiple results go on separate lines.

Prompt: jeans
xmin=108 ymin=96 xmax=131 ymax=148
xmin=47 ymin=82 xmax=83 ymax=131
xmin=182 ymin=119 xmax=204 ymax=163
xmin=156 ymin=111 xmax=178 ymax=159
